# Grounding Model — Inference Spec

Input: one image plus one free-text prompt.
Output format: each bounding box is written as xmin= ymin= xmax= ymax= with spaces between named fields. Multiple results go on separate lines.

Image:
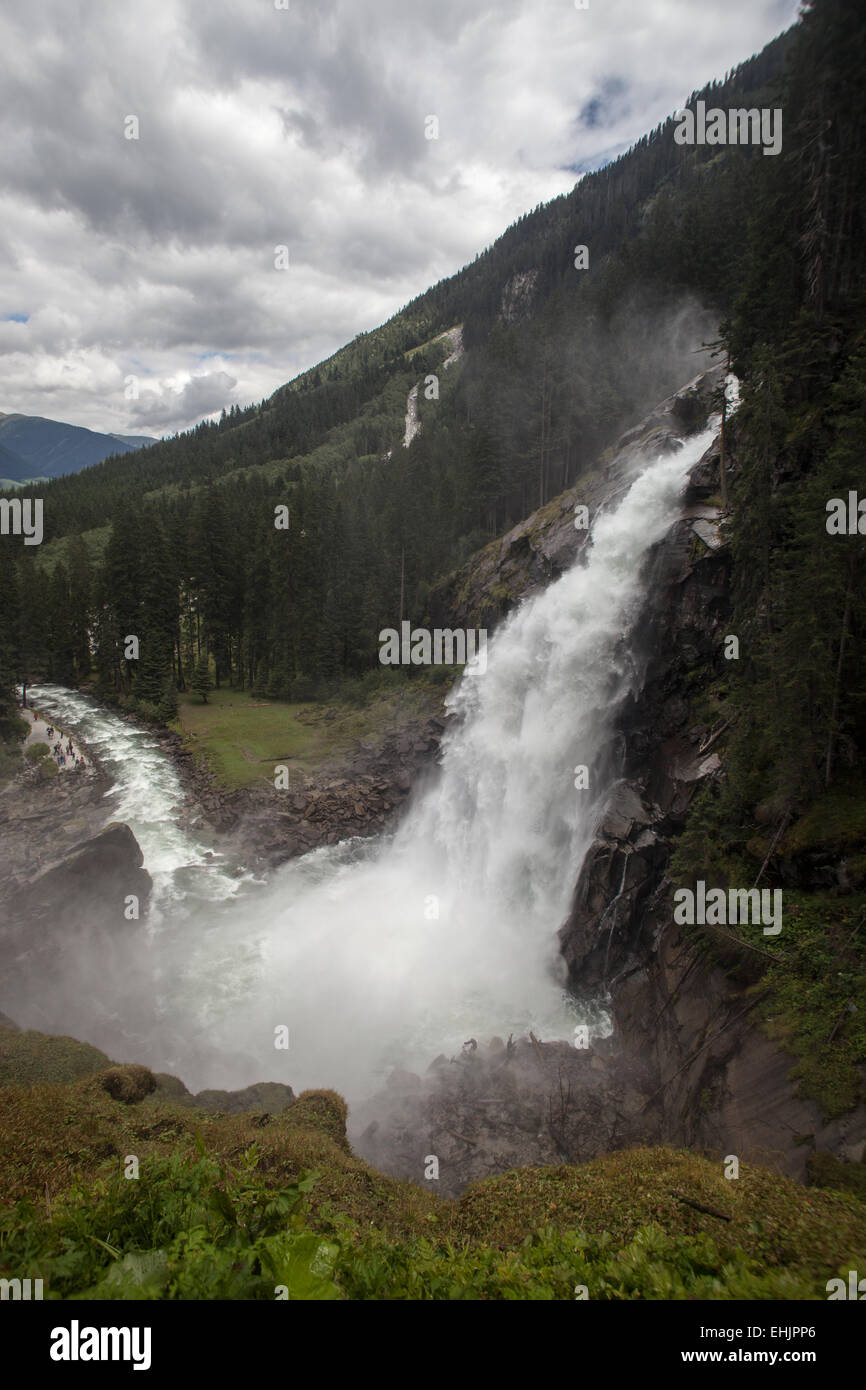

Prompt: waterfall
xmin=17 ymin=424 xmax=717 ymax=1101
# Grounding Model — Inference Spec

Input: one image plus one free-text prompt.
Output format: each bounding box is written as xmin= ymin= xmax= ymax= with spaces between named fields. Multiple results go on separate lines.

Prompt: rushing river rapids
xmin=20 ymin=425 xmax=717 ymax=1102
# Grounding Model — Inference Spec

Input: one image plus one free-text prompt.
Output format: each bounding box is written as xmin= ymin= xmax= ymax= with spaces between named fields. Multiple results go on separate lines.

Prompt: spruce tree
xmin=191 ymin=650 xmax=212 ymax=704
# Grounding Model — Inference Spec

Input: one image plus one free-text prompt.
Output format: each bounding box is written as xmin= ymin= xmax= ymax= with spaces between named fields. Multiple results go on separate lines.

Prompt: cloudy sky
xmin=0 ymin=0 xmax=799 ymax=438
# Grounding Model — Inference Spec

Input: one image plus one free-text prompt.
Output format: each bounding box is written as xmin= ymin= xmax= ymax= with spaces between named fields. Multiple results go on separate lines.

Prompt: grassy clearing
xmin=174 ymin=680 xmax=446 ymax=790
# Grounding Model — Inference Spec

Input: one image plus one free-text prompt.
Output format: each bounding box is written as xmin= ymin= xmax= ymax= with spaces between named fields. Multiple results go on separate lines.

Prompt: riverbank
xmin=3 ymin=676 xmax=454 ymax=891
xmin=20 ymin=702 xmax=90 ymax=774
xmin=142 ymin=683 xmax=452 ymax=872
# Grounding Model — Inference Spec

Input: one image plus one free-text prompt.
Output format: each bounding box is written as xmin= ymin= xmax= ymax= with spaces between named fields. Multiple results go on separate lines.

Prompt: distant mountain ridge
xmin=0 ymin=412 xmax=157 ymax=482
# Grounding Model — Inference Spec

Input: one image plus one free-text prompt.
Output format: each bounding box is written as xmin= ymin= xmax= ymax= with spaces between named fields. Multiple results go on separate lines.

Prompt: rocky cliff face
xmin=555 ymin=438 xmax=866 ymax=1181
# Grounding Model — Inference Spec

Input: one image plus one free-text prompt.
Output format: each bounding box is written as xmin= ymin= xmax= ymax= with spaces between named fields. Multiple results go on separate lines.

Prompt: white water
xmin=23 ymin=685 xmax=246 ymax=923
xmin=19 ymin=426 xmax=715 ymax=1100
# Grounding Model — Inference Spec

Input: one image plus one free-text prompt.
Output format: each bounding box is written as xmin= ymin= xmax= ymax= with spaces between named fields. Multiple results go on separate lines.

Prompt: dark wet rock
xmin=2 ymin=822 xmax=152 ymax=937
xmin=0 ymin=763 xmax=115 ymax=900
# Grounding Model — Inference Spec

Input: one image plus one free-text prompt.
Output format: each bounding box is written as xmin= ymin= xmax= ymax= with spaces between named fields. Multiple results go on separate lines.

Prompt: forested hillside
xmin=674 ymin=0 xmax=866 ymax=859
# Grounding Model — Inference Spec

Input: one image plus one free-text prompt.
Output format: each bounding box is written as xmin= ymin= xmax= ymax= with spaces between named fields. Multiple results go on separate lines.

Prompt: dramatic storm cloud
xmin=0 ymin=0 xmax=798 ymax=435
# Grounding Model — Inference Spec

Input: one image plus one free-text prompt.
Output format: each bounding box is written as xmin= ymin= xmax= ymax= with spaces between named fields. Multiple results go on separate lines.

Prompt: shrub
xmin=24 ymin=741 xmax=50 ymax=762
xmin=98 ymin=1065 xmax=157 ymax=1105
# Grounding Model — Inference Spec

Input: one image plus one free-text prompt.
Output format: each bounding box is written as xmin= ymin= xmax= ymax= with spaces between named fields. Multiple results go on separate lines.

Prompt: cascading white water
xmin=20 ymin=424 xmax=717 ymax=1101
xmin=23 ymin=684 xmax=246 ymax=920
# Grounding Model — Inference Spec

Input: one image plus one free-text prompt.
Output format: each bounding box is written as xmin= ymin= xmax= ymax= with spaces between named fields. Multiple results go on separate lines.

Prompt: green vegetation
xmin=190 ymin=650 xmax=212 ymax=705
xmin=174 ymin=680 xmax=442 ymax=790
xmin=0 ymin=1031 xmax=863 ymax=1300
xmin=760 ymin=893 xmax=866 ymax=1119
xmin=671 ymin=788 xmax=866 ymax=1120
xmin=23 ymin=740 xmax=49 ymax=762
xmin=0 ymin=1029 xmax=112 ymax=1089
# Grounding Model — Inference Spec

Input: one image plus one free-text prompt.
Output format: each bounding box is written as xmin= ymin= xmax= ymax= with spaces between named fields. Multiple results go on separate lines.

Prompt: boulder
xmin=192 ymin=1081 xmax=295 ymax=1115
xmin=4 ymin=822 xmax=152 ymax=936
xmin=98 ymin=1064 xmax=157 ymax=1104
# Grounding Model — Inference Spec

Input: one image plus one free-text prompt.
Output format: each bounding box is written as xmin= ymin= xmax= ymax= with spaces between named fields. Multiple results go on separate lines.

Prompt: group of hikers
xmin=27 ymin=709 xmax=87 ymax=772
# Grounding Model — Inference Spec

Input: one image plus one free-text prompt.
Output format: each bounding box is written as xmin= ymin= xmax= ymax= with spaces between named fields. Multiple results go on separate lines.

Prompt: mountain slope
xmin=0 ymin=412 xmax=157 ymax=481
xmin=0 ymin=437 xmax=26 ymax=484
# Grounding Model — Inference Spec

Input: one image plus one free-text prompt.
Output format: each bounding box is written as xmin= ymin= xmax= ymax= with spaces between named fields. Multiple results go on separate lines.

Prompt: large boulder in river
xmin=3 ymin=821 xmax=152 ymax=937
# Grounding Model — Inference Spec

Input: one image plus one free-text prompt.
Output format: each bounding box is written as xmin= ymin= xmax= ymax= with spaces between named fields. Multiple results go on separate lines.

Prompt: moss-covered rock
xmin=192 ymin=1081 xmax=294 ymax=1115
xmin=280 ymin=1089 xmax=349 ymax=1150
xmin=152 ymin=1072 xmax=192 ymax=1100
xmin=97 ymin=1064 xmax=157 ymax=1104
xmin=0 ymin=1025 xmax=111 ymax=1087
